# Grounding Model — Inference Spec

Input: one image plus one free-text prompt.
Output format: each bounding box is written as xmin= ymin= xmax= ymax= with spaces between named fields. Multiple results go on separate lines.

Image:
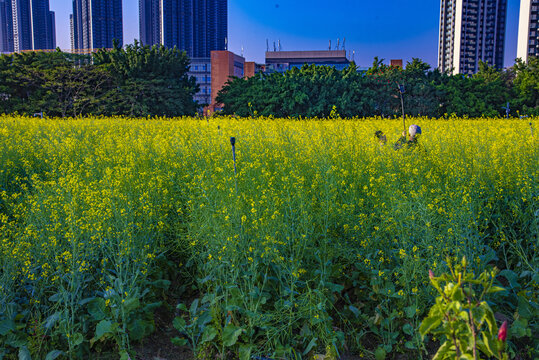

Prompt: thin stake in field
xmin=502 ymin=102 xmax=510 ymax=119
xmin=396 ymin=83 xmax=406 ymax=133
xmin=230 ymin=137 xmax=238 ymax=195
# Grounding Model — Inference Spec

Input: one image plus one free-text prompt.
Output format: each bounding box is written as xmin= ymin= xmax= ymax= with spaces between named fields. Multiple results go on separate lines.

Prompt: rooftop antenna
xmin=241 ymin=45 xmax=244 ymax=57
xmin=336 ymin=38 xmax=340 ymax=50
xmin=278 ymin=39 xmax=281 ymax=51
xmin=266 ymin=39 xmax=269 ymax=52
xmin=273 ymin=41 xmax=276 ymax=52
xmin=352 ymin=50 xmax=355 ymax=62
xmin=343 ymin=37 xmax=346 ymax=50
xmin=329 ymin=40 xmax=331 ymax=51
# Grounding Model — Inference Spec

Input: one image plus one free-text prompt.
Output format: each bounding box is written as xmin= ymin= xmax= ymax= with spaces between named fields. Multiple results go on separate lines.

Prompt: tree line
xmin=217 ymin=57 xmax=539 ymax=118
xmin=0 ymin=42 xmax=199 ymax=117
xmin=1 ymin=44 xmax=537 ymax=118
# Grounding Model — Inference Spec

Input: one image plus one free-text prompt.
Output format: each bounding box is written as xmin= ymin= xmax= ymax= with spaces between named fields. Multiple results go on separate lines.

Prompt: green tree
xmin=93 ymin=41 xmax=198 ymax=117
xmin=513 ymin=57 xmax=539 ymax=115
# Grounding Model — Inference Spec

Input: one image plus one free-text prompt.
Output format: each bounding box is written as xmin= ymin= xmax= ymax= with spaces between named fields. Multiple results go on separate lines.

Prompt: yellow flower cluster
xmin=0 ymin=115 xmax=536 ymax=354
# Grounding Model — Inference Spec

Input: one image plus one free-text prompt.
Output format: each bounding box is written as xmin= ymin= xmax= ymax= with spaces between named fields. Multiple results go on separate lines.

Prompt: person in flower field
xmin=394 ymin=124 xmax=422 ymax=150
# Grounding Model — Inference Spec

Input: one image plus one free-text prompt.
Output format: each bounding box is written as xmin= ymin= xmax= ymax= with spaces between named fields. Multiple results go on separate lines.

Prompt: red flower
xmin=429 ymin=270 xmax=435 ymax=280
xmin=498 ymin=321 xmax=507 ymax=342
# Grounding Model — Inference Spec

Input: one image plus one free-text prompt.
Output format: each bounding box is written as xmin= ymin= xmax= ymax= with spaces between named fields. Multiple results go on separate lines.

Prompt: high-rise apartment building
xmin=0 ymin=0 xmax=14 ymax=52
xmin=139 ymin=0 xmax=227 ymax=58
xmin=438 ymin=0 xmax=507 ymax=74
xmin=71 ymin=0 xmax=123 ymax=52
xmin=2 ymin=0 xmax=55 ymax=52
xmin=517 ymin=0 xmax=539 ymax=62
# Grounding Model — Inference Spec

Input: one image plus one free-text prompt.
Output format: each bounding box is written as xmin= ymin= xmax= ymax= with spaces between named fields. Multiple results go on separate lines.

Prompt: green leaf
xmin=498 ymin=270 xmax=519 ymax=289
xmin=201 ymin=325 xmax=217 ymax=344
xmin=128 ymin=319 xmax=148 ymax=341
xmin=88 ymin=298 xmax=107 ymax=321
xmin=481 ymin=332 xmax=496 ymax=356
xmin=374 ymin=346 xmax=386 ymax=360
xmin=433 ymin=341 xmax=453 ymax=360
xmin=189 ymin=298 xmax=199 ymax=315
xmin=43 ymin=312 xmax=61 ymax=330
xmin=171 ymin=337 xmax=188 ymax=347
xmin=119 ymin=350 xmax=130 ymax=360
xmin=480 ymin=303 xmax=496 ymax=333
xmin=419 ymin=316 xmax=442 ymax=337
xmin=122 ymin=297 xmax=140 ymax=313
xmin=302 ymin=337 xmax=317 ymax=356
xmin=94 ymin=320 xmax=113 ymax=341
xmin=0 ymin=319 xmax=15 ymax=336
xmin=404 ymin=305 xmax=417 ymax=318
xmin=349 ymin=305 xmax=360 ymax=318
xmin=18 ymin=347 xmax=31 ymax=360
xmin=71 ymin=332 xmax=84 ymax=346
xmin=222 ymin=324 xmax=242 ymax=347
xmin=239 ymin=344 xmax=252 ymax=360
xmin=403 ymin=323 xmax=414 ymax=336
xmin=176 ymin=303 xmax=188 ymax=311
xmin=487 ymin=286 xmax=506 ymax=294
xmin=172 ymin=317 xmax=186 ymax=331
xmin=44 ymin=350 xmax=63 ymax=360
xmin=405 ymin=341 xmax=416 ymax=350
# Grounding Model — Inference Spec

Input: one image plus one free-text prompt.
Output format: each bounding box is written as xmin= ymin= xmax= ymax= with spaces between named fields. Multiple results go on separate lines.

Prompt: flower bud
xmin=498 ymin=321 xmax=507 ymax=342
xmin=429 ymin=270 xmax=434 ymax=280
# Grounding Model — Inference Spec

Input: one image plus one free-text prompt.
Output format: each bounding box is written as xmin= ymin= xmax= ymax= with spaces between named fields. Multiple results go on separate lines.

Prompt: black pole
xmin=230 ymin=137 xmax=237 ymax=176
xmin=397 ymin=83 xmax=406 ymax=134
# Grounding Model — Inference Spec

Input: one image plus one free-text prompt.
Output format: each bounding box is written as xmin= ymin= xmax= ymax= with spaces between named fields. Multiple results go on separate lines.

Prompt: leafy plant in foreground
xmin=420 ymin=257 xmax=509 ymax=360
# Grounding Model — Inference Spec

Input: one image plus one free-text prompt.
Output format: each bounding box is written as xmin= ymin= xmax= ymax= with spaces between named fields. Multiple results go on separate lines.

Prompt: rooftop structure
xmin=265 ymin=50 xmax=351 ymax=72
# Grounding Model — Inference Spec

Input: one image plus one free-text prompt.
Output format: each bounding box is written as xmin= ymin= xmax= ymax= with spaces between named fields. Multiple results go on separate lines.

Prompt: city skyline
xmin=9 ymin=0 xmax=522 ymax=68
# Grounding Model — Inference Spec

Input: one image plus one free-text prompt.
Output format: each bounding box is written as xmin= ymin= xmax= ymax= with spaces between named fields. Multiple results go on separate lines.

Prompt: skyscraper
xmin=438 ymin=0 xmax=507 ymax=74
xmin=517 ymin=0 xmax=539 ymax=62
xmin=0 ymin=0 xmax=14 ymax=52
xmin=3 ymin=0 xmax=55 ymax=52
xmin=71 ymin=0 xmax=123 ymax=52
xmin=139 ymin=0 xmax=227 ymax=58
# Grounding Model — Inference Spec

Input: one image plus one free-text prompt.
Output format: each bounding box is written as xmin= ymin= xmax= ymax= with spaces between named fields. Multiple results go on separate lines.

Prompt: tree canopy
xmin=0 ymin=43 xmax=198 ymax=117
xmin=217 ymin=58 xmax=538 ymax=118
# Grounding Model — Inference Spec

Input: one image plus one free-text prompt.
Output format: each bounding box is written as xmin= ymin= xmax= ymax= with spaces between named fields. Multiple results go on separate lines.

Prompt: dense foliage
xmin=0 ymin=116 xmax=537 ymax=359
xmin=0 ymin=43 xmax=198 ymax=117
xmin=217 ymin=57 xmax=539 ymax=118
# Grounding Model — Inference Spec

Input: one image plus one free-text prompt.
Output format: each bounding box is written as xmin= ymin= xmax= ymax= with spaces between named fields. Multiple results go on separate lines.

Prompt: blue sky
xmin=50 ymin=0 xmax=521 ymax=68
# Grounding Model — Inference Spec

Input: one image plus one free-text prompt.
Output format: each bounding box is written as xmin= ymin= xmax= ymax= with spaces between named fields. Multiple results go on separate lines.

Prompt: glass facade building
xmin=0 ymin=0 xmax=14 ymax=52
xmin=71 ymin=0 xmax=123 ymax=52
xmin=438 ymin=0 xmax=507 ymax=75
xmin=3 ymin=0 xmax=55 ymax=52
xmin=139 ymin=0 xmax=227 ymax=58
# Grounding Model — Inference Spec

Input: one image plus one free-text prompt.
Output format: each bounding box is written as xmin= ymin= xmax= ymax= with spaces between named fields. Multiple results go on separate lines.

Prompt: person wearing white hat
xmin=394 ymin=124 xmax=422 ymax=150
xmin=408 ymin=124 xmax=422 ymax=142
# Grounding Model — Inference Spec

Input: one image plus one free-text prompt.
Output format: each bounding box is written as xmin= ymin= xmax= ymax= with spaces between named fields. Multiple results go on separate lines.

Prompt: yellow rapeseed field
xmin=0 ymin=115 xmax=537 ymax=359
